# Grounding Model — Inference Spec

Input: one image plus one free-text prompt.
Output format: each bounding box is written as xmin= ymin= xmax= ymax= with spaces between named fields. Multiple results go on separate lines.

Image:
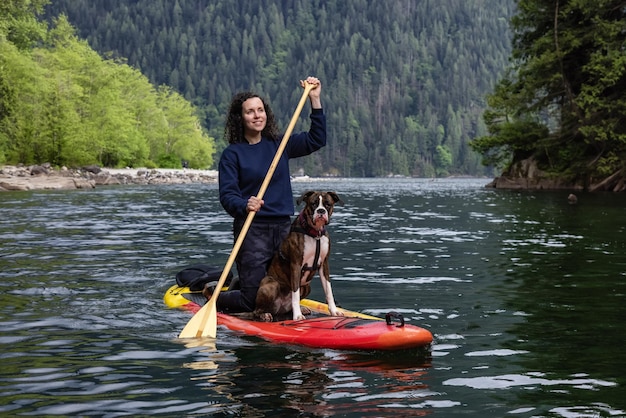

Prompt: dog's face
xmin=297 ymin=191 xmax=343 ymax=231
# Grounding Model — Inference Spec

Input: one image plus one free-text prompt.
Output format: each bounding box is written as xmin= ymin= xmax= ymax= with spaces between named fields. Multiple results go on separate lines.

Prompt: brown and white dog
xmin=254 ymin=191 xmax=344 ymax=321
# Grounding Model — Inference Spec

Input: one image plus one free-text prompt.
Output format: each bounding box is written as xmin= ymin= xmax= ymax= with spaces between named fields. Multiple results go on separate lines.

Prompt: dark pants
xmin=217 ymin=218 xmax=290 ymax=313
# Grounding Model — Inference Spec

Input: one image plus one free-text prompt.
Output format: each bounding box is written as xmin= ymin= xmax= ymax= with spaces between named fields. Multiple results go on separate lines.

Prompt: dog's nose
xmin=317 ymin=208 xmax=326 ymax=214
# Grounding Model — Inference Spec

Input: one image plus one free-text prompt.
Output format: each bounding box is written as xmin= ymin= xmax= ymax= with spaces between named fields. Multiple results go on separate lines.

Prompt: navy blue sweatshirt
xmin=218 ymin=109 xmax=326 ymax=220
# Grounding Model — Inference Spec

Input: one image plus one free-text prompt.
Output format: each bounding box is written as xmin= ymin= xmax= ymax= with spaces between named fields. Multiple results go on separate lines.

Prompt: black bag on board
xmin=175 ymin=264 xmax=232 ymax=291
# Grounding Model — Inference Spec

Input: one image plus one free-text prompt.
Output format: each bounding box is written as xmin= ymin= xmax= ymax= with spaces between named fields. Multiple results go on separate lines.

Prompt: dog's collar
xmin=292 ymin=211 xmax=325 ymax=238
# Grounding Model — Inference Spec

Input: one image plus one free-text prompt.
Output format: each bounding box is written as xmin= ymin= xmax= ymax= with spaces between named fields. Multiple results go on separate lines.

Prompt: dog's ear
xmin=327 ymin=191 xmax=344 ymax=206
xmin=296 ymin=190 xmax=316 ymax=206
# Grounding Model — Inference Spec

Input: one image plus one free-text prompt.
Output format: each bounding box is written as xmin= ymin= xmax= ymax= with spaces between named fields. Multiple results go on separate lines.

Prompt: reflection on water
xmin=181 ymin=343 xmax=434 ymax=417
xmin=1 ymin=178 xmax=625 ymax=416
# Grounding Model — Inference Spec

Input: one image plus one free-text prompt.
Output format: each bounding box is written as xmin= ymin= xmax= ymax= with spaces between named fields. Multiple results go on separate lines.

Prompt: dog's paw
xmin=329 ymin=309 xmax=344 ymax=317
xmin=257 ymin=313 xmax=273 ymax=322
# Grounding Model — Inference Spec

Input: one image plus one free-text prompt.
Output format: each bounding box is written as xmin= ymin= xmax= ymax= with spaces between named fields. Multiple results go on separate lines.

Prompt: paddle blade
xmin=178 ymin=300 xmax=218 ymax=339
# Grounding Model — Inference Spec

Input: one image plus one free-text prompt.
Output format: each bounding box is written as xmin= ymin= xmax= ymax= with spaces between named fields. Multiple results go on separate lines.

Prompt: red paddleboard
xmin=164 ymin=285 xmax=433 ymax=351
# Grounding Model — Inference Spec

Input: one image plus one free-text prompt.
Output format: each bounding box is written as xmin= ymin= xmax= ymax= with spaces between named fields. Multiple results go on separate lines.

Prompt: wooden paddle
xmin=179 ymin=80 xmax=317 ymax=339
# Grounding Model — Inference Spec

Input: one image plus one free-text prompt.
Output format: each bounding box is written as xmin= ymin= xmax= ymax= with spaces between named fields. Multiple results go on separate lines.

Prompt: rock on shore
xmin=485 ymin=156 xmax=626 ymax=192
xmin=0 ymin=164 xmax=218 ymax=192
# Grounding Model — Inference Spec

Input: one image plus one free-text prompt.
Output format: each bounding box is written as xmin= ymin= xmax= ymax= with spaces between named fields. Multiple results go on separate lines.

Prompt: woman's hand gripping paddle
xmin=179 ymin=80 xmax=317 ymax=339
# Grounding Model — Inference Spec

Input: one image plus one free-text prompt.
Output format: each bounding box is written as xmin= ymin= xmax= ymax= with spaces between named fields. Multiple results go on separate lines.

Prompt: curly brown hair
xmin=224 ymin=92 xmax=280 ymax=144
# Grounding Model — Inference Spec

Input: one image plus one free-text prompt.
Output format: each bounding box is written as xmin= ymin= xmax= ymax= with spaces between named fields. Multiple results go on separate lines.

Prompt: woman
xmin=211 ymin=76 xmax=326 ymax=313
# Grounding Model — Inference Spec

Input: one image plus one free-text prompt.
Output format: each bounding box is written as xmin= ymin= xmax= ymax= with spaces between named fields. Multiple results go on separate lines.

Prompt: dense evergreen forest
xmin=44 ymin=0 xmax=515 ymax=177
xmin=471 ymin=0 xmax=626 ymax=191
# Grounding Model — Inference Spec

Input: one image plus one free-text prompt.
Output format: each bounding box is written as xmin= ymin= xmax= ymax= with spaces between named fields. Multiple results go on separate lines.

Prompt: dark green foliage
xmin=471 ymin=0 xmax=626 ymax=181
xmin=44 ymin=0 xmax=515 ymax=176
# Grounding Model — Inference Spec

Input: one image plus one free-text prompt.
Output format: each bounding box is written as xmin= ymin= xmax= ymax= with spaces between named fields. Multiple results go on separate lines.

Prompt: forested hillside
xmin=0 ymin=2 xmax=214 ymax=170
xmin=45 ymin=0 xmax=515 ymax=177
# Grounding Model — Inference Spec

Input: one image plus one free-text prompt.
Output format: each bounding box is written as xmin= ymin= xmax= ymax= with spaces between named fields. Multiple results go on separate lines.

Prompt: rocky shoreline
xmin=484 ymin=157 xmax=626 ymax=192
xmin=0 ymin=164 xmax=218 ymax=192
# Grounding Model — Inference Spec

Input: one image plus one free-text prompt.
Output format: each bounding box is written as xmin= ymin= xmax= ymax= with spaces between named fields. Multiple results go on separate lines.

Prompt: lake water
xmin=1 ymin=178 xmax=625 ymax=417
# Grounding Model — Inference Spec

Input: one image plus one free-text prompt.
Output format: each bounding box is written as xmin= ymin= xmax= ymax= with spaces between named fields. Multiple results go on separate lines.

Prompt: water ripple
xmin=444 ymin=372 xmax=617 ymax=390
xmin=2 ymin=180 xmax=625 ymax=417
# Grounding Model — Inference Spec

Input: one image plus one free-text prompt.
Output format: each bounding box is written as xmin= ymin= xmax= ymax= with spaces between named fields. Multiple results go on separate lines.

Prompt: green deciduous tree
xmin=0 ymin=0 xmax=49 ymax=49
xmin=158 ymin=85 xmax=214 ymax=168
xmin=0 ymin=11 xmax=215 ymax=169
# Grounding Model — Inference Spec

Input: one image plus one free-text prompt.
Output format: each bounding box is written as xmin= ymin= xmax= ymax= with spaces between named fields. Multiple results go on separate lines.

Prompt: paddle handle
xmin=255 ymin=81 xmax=316 ymax=201
xmin=180 ymin=81 xmax=316 ymax=339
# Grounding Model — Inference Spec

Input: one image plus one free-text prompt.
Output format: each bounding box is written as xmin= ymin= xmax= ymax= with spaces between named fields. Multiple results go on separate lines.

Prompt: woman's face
xmin=241 ymin=97 xmax=267 ymax=137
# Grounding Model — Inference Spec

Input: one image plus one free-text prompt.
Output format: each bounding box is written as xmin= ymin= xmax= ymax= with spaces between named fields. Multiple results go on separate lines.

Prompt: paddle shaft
xmin=179 ymin=81 xmax=316 ymax=339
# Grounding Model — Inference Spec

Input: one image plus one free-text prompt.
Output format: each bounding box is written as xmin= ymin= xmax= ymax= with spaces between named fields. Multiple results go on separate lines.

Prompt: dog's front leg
xmin=291 ymin=288 xmax=305 ymax=320
xmin=291 ymin=288 xmax=305 ymax=321
xmin=319 ymin=262 xmax=343 ymax=317
xmin=291 ymin=265 xmax=306 ymax=320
